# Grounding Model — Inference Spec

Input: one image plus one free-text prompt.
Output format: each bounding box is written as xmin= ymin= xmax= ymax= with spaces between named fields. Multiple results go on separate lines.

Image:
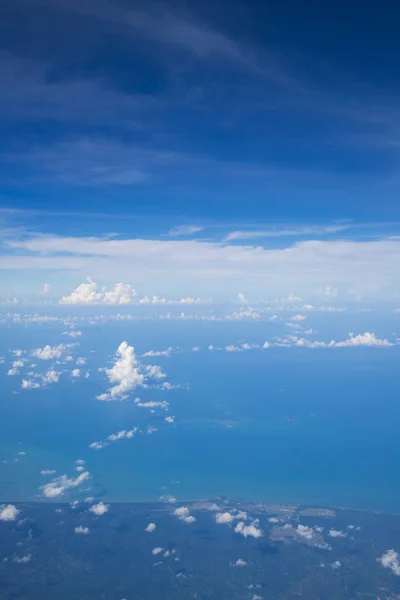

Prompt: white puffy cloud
xmin=97 ymin=342 xmax=170 ymax=401
xmin=108 ymin=428 xmax=137 ymax=441
xmin=13 ymin=554 xmax=31 ymax=564
xmin=296 ymin=525 xmax=315 ymax=540
xmin=41 ymin=471 xmax=90 ymax=498
xmin=89 ymin=502 xmax=110 ymax=516
xmin=71 ymin=369 xmax=81 ymax=377
xmin=32 ymin=343 xmax=72 ymax=360
xmin=42 ymin=370 xmax=61 ymax=384
xmin=165 ymin=416 xmax=175 ymax=423
xmin=234 ymin=559 xmax=247 ymax=567
xmin=290 ymin=314 xmax=306 ymax=321
xmin=40 ymin=469 xmax=56 ymax=475
xmin=334 ymin=332 xmax=392 ymax=347
xmin=331 ymin=560 xmax=342 ymax=569
xmin=60 ymin=277 xmax=136 ymax=305
xmin=76 ymin=357 xmax=86 ymax=365
xmin=63 ymin=329 xmax=82 ymax=338
xmin=75 ymin=526 xmax=90 ymax=534
xmin=7 ymin=368 xmax=19 ymax=376
xmin=234 ymin=520 xmax=263 ymax=539
xmin=152 ymin=547 xmax=164 ymax=555
xmin=215 ymin=512 xmax=234 ymax=524
xmin=0 ymin=504 xmax=20 ymax=521
xmin=378 ymin=550 xmax=400 ymax=576
xmin=173 ymin=506 xmax=196 ymax=524
xmin=328 ymin=529 xmax=347 ymax=538
xmin=21 ymin=379 xmax=40 ymax=389
xmin=89 ymin=441 xmax=106 ymax=450
xmin=145 ymin=523 xmax=156 ymax=532
xmin=97 ymin=342 xmax=144 ymax=401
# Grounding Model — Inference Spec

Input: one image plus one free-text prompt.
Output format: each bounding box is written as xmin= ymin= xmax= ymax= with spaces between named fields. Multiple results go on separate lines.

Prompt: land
xmin=0 ymin=501 xmax=400 ymax=600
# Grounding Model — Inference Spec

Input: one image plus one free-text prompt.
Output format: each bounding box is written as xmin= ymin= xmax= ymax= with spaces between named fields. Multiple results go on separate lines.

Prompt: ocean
xmin=1 ymin=318 xmax=400 ymax=512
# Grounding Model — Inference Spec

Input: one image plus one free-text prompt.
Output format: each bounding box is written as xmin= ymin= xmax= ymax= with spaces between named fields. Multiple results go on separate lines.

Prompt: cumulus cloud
xmin=21 ymin=379 xmax=40 ymax=389
xmin=42 ymin=370 xmax=61 ymax=384
xmin=108 ymin=428 xmax=137 ymax=441
xmin=215 ymin=512 xmax=235 ymax=524
xmin=334 ymin=332 xmax=392 ymax=347
xmin=145 ymin=523 xmax=156 ymax=532
xmin=328 ymin=529 xmax=347 ymax=538
xmin=41 ymin=471 xmax=90 ymax=498
xmin=96 ymin=342 xmax=144 ymax=401
xmin=32 ymin=343 xmax=73 ymax=360
xmin=89 ymin=441 xmax=106 ymax=450
xmin=234 ymin=559 xmax=248 ymax=567
xmin=75 ymin=526 xmax=90 ymax=534
xmin=234 ymin=520 xmax=263 ymax=539
xmin=59 ymin=277 xmax=136 ymax=305
xmin=0 ymin=504 xmax=20 ymax=521
xmin=89 ymin=502 xmax=110 ymax=516
xmin=173 ymin=506 xmax=196 ymax=524
xmin=71 ymin=369 xmax=81 ymax=377
xmin=152 ymin=547 xmax=164 ymax=555
xmin=97 ymin=342 xmax=170 ymax=401
xmin=13 ymin=554 xmax=31 ymax=564
xmin=378 ymin=550 xmax=400 ymax=576
xmin=63 ymin=329 xmax=82 ymax=338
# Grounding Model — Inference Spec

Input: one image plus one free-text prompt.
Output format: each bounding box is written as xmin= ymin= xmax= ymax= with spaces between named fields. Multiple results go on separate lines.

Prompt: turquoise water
xmin=1 ymin=320 xmax=400 ymax=512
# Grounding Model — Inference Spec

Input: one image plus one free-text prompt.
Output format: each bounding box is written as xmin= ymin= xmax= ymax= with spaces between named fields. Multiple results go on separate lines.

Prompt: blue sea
xmin=1 ymin=316 xmax=400 ymax=512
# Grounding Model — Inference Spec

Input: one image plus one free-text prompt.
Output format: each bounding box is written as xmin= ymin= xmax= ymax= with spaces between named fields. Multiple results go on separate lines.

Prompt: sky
xmin=2 ymin=0 xmax=400 ymax=302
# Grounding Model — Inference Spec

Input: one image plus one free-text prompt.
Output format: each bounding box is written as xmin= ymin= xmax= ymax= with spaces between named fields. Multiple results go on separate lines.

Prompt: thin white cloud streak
xmin=224 ymin=224 xmax=349 ymax=241
xmin=168 ymin=225 xmax=204 ymax=236
xmin=6 ymin=234 xmax=400 ymax=300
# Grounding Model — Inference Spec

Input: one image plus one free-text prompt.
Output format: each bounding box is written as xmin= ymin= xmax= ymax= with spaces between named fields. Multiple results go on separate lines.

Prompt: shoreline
xmin=3 ymin=498 xmax=399 ymax=517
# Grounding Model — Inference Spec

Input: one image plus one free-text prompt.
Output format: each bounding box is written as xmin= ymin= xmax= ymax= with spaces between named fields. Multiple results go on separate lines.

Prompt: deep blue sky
xmin=1 ymin=0 xmax=400 ymax=222
xmin=2 ymin=1 xmax=400 ymax=301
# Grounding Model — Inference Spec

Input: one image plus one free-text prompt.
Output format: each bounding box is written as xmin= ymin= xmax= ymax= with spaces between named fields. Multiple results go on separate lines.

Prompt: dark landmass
xmin=0 ymin=501 xmax=400 ymax=600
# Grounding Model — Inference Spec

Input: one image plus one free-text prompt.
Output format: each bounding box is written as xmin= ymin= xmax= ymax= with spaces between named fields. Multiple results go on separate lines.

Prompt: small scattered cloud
xmin=378 ymin=550 xmax=400 ymax=576
xmin=173 ymin=506 xmax=196 ymax=524
xmin=89 ymin=502 xmax=110 ymax=516
xmin=152 ymin=547 xmax=164 ymax=555
xmin=32 ymin=343 xmax=74 ymax=360
xmin=74 ymin=526 xmax=90 ymax=534
xmin=41 ymin=471 xmax=90 ymax=498
xmin=71 ymin=369 xmax=81 ymax=378
xmin=13 ymin=554 xmax=31 ymax=564
xmin=328 ymin=529 xmax=347 ymax=538
xmin=0 ymin=504 xmax=20 ymax=521
xmin=234 ymin=558 xmax=248 ymax=567
xmin=145 ymin=523 xmax=156 ymax=533
xmin=234 ymin=520 xmax=263 ymax=539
